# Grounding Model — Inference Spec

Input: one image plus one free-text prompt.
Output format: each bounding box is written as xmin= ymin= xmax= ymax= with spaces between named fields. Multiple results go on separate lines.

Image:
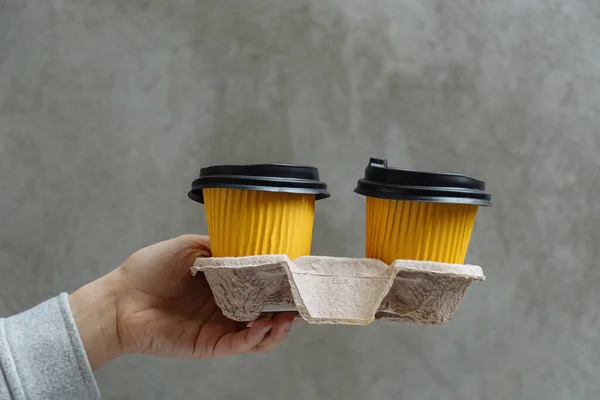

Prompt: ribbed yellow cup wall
xmin=203 ymin=188 xmax=316 ymax=260
xmin=366 ymin=197 xmax=478 ymax=265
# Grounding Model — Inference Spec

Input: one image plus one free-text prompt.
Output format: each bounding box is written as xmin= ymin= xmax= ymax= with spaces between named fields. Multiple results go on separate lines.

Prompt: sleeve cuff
xmin=0 ymin=293 xmax=101 ymax=399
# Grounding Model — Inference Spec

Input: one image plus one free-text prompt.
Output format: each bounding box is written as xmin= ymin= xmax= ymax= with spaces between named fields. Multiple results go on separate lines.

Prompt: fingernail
xmin=262 ymin=326 xmax=272 ymax=335
xmin=246 ymin=321 xmax=255 ymax=328
xmin=284 ymin=322 xmax=292 ymax=333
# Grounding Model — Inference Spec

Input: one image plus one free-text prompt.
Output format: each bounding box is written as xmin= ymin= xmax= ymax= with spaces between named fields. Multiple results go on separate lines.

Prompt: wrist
xmin=68 ymin=270 xmax=124 ymax=370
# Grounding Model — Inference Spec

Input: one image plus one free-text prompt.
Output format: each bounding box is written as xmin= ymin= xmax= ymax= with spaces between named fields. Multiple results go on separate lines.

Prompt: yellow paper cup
xmin=189 ymin=163 xmax=330 ymax=259
xmin=203 ymin=188 xmax=315 ymax=259
xmin=356 ymin=158 xmax=492 ymax=264
xmin=366 ymin=198 xmax=478 ymax=264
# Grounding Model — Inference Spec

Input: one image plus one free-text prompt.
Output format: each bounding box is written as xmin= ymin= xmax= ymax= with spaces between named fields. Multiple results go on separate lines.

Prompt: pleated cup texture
xmin=203 ymin=188 xmax=316 ymax=260
xmin=366 ymin=197 xmax=478 ymax=265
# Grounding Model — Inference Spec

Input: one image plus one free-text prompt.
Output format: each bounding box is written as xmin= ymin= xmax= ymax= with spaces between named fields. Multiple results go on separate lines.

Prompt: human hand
xmin=69 ymin=235 xmax=295 ymax=370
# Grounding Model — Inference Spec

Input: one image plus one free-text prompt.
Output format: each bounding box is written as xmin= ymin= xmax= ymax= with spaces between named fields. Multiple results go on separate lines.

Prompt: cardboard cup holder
xmin=191 ymin=255 xmax=484 ymax=325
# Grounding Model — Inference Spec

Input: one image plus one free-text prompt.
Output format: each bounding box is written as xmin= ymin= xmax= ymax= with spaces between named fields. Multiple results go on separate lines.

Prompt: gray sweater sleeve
xmin=0 ymin=293 xmax=101 ymax=399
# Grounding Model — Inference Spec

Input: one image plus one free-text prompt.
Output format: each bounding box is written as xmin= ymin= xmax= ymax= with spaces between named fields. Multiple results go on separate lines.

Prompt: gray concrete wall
xmin=1 ymin=0 xmax=599 ymax=399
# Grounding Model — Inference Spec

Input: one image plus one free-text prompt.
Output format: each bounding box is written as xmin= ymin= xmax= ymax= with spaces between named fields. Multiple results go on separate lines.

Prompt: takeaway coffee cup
xmin=354 ymin=158 xmax=492 ymax=264
xmin=189 ymin=163 xmax=330 ymax=260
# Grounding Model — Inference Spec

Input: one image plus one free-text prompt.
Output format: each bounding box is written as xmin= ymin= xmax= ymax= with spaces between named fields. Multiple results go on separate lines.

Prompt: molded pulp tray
xmin=191 ymin=256 xmax=484 ymax=325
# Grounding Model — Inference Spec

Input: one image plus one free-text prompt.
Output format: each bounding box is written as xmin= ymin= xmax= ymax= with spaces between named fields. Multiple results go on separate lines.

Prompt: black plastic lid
xmin=189 ymin=163 xmax=330 ymax=204
xmin=354 ymin=158 xmax=492 ymax=206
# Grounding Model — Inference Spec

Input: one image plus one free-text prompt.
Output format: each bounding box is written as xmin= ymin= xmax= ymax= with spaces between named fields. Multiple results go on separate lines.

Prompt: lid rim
xmin=354 ymin=187 xmax=493 ymax=206
xmin=195 ymin=175 xmax=325 ymax=185
xmin=189 ymin=185 xmax=330 ymax=204
xmin=357 ymin=180 xmax=489 ymax=195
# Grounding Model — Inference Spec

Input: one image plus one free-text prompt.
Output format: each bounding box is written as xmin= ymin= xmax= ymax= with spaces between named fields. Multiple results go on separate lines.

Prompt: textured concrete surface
xmin=1 ymin=0 xmax=599 ymax=399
